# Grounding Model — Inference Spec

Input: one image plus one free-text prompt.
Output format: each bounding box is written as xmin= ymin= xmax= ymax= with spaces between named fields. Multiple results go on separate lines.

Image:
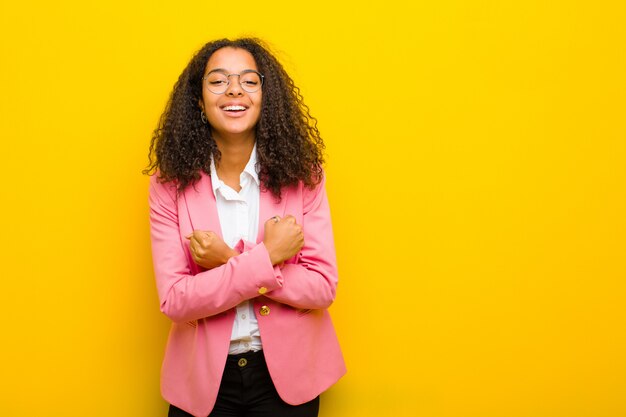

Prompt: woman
xmin=145 ymin=38 xmax=345 ymax=417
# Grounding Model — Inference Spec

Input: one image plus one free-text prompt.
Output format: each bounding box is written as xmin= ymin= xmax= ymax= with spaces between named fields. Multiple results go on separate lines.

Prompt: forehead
xmin=205 ymin=47 xmax=258 ymax=74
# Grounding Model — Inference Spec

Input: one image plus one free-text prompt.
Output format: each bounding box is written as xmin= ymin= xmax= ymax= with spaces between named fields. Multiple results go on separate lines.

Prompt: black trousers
xmin=168 ymin=350 xmax=319 ymax=417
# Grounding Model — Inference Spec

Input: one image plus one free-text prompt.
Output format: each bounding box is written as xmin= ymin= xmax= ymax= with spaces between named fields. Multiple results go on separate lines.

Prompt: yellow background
xmin=1 ymin=1 xmax=625 ymax=416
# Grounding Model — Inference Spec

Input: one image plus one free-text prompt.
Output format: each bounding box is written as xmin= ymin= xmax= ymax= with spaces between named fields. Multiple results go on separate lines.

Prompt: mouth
xmin=221 ymin=105 xmax=248 ymax=113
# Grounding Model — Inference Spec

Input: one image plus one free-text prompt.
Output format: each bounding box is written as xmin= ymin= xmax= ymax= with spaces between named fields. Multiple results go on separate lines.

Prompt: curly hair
xmin=143 ymin=37 xmax=325 ymax=199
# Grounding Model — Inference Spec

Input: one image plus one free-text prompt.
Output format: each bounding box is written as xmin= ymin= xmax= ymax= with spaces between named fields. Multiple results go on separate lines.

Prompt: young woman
xmin=145 ymin=38 xmax=345 ymax=417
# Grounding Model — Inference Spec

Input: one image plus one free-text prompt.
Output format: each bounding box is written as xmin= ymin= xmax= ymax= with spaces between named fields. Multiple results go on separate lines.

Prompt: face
xmin=200 ymin=47 xmax=263 ymax=142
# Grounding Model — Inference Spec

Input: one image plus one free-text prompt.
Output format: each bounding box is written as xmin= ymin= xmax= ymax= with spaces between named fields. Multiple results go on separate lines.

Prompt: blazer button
xmin=258 ymin=286 xmax=268 ymax=295
xmin=259 ymin=305 xmax=270 ymax=316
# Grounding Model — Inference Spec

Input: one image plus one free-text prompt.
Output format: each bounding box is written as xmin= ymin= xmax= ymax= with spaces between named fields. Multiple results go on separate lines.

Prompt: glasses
xmin=203 ymin=69 xmax=264 ymax=94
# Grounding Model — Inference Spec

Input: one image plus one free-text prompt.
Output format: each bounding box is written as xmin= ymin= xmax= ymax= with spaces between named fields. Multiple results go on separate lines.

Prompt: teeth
xmin=223 ymin=105 xmax=246 ymax=111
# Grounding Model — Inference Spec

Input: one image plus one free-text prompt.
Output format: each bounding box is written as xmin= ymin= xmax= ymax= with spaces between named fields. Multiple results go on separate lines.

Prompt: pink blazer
xmin=148 ymin=172 xmax=346 ymax=417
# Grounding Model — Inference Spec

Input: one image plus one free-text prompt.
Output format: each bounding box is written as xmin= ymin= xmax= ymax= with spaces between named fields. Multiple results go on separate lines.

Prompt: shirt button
xmin=241 ymin=314 xmax=246 ymax=320
xmin=258 ymin=287 xmax=268 ymax=295
xmin=259 ymin=305 xmax=270 ymax=316
xmin=244 ymin=342 xmax=250 ymax=348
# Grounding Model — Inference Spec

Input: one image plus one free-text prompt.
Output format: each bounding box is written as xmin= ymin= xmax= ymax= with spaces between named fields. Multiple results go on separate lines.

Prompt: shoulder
xmin=302 ymin=171 xmax=328 ymax=214
xmin=149 ymin=173 xmax=179 ymax=205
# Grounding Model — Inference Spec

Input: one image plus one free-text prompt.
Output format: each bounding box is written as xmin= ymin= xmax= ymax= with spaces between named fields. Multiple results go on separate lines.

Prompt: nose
xmin=225 ymin=74 xmax=243 ymax=97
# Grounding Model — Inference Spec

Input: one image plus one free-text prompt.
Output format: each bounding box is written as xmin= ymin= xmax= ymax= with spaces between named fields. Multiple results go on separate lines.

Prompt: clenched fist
xmin=186 ymin=230 xmax=239 ymax=270
xmin=263 ymin=215 xmax=304 ymax=266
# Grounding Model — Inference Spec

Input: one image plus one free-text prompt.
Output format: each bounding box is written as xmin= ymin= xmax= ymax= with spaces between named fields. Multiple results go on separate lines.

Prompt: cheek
xmin=252 ymin=94 xmax=263 ymax=120
xmin=250 ymin=108 xmax=262 ymax=127
xmin=201 ymin=94 xmax=217 ymax=110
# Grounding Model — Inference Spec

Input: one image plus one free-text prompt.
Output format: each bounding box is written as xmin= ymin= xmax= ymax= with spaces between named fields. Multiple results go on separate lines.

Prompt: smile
xmin=221 ymin=105 xmax=247 ymax=112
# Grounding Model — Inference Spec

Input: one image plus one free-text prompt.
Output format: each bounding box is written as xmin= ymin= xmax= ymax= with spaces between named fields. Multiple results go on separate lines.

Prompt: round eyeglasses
xmin=203 ymin=69 xmax=264 ymax=94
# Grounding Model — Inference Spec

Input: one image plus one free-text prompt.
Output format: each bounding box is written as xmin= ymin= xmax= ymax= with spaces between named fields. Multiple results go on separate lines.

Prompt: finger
xmin=204 ymin=231 xmax=220 ymax=245
xmin=193 ymin=246 xmax=204 ymax=258
xmin=200 ymin=230 xmax=221 ymax=247
xmin=191 ymin=231 xmax=210 ymax=247
xmin=190 ymin=229 xmax=211 ymax=237
xmin=189 ymin=236 xmax=203 ymax=251
xmin=188 ymin=231 xmax=203 ymax=243
xmin=272 ymin=215 xmax=281 ymax=223
xmin=196 ymin=235 xmax=209 ymax=247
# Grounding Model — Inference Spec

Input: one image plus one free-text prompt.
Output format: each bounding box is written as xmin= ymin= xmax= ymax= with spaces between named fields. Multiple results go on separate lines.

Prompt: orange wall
xmin=1 ymin=1 xmax=625 ymax=416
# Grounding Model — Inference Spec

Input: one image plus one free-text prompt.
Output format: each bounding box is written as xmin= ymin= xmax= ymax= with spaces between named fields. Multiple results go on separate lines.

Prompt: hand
xmin=186 ymin=230 xmax=239 ymax=270
xmin=263 ymin=215 xmax=304 ymax=266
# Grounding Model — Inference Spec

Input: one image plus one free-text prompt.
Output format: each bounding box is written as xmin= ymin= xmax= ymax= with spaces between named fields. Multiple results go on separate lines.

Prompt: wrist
xmin=263 ymin=241 xmax=280 ymax=266
xmin=225 ymin=248 xmax=239 ymax=263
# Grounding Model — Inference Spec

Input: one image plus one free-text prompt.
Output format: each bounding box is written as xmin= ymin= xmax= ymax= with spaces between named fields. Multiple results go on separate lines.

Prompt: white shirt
xmin=210 ymin=145 xmax=262 ymax=354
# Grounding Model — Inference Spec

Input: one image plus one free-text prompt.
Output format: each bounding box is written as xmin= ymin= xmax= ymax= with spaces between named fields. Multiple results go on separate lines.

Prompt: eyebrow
xmin=206 ymin=68 xmax=257 ymax=75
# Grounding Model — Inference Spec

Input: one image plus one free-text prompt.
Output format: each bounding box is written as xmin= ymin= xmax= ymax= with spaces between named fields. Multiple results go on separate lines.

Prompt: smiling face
xmin=200 ymin=47 xmax=263 ymax=144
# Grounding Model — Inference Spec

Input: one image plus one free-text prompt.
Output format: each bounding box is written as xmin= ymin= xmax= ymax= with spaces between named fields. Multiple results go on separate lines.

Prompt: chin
xmin=214 ymin=126 xmax=256 ymax=138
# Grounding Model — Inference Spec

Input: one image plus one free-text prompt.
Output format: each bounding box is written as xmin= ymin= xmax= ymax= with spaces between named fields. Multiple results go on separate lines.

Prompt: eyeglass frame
xmin=202 ymin=69 xmax=265 ymax=95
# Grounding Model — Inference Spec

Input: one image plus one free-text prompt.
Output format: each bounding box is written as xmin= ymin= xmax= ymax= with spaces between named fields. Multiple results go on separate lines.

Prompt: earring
xmin=200 ymin=111 xmax=208 ymax=124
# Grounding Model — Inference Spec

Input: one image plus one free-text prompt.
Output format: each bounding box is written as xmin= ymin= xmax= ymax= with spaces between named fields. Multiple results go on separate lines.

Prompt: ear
xmin=198 ymin=99 xmax=204 ymax=111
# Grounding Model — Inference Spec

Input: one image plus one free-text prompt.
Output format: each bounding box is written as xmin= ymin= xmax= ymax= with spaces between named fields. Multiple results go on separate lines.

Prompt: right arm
xmin=149 ymin=176 xmax=283 ymax=323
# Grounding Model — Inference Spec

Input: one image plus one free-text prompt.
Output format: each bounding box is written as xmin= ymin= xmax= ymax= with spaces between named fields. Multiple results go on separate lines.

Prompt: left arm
xmin=190 ymin=175 xmax=339 ymax=310
xmin=263 ymin=175 xmax=338 ymax=309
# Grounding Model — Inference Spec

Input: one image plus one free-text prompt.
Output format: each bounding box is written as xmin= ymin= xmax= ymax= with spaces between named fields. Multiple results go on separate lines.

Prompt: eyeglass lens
xmin=205 ymin=71 xmax=263 ymax=94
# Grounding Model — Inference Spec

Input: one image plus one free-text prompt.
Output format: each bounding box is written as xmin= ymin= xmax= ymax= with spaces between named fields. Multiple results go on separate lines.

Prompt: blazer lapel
xmin=257 ymin=188 xmax=287 ymax=243
xmin=182 ymin=172 xmax=224 ymax=238
xmin=182 ymin=172 xmax=287 ymax=244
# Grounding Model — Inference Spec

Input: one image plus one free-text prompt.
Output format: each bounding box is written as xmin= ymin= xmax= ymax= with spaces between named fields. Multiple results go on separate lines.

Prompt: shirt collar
xmin=210 ymin=143 xmax=260 ymax=196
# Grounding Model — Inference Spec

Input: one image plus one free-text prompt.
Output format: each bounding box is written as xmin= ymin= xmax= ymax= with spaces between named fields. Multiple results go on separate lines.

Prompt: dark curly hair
xmin=144 ymin=37 xmax=325 ymax=199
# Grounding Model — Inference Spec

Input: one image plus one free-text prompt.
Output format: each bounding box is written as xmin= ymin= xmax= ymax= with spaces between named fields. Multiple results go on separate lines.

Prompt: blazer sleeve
xmin=148 ymin=176 xmax=284 ymax=323
xmin=263 ymin=174 xmax=339 ymax=309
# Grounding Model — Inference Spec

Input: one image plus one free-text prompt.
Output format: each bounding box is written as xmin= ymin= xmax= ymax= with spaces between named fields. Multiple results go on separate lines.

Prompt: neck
xmin=213 ymin=132 xmax=255 ymax=185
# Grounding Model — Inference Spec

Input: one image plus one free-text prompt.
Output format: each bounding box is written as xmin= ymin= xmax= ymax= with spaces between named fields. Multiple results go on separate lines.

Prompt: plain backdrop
xmin=0 ymin=1 xmax=625 ymax=416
